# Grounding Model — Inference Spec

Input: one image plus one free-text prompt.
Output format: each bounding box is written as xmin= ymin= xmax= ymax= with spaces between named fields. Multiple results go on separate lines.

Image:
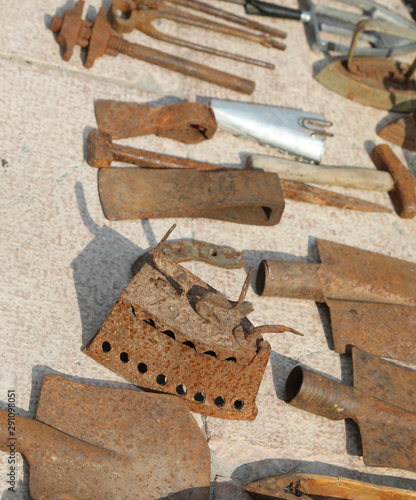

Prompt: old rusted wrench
xmin=109 ymin=0 xmax=284 ymax=68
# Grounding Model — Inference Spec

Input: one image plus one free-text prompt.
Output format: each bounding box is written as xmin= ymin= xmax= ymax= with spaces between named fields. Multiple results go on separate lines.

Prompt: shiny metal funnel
xmin=210 ymin=99 xmax=332 ymax=162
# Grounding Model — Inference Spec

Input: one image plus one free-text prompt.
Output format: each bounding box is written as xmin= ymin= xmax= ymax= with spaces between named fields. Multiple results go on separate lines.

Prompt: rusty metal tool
xmin=88 ymin=130 xmax=390 ymax=214
xmin=50 ymin=1 xmax=255 ymax=94
xmin=378 ymin=110 xmax=416 ymax=152
xmin=284 ymin=347 xmax=416 ymax=472
xmin=222 ymin=0 xmax=416 ymax=57
xmin=83 ymin=225 xmax=301 ymax=420
xmin=244 ymin=472 xmax=416 ymax=499
xmin=315 ymin=19 xmax=416 ymax=112
xmin=132 ymin=240 xmax=245 ymax=275
xmin=0 ymin=373 xmax=210 ymax=499
xmin=256 ymin=238 xmax=416 ymax=363
xmin=280 ymin=179 xmax=391 ymax=213
xmin=370 ymin=144 xmax=416 ymax=218
xmin=248 ymin=146 xmax=416 ymax=218
xmin=98 ymin=167 xmax=285 ymax=225
xmin=95 ymin=100 xmax=217 ymax=142
xmin=245 ymin=473 xmax=416 ymax=499
xmin=109 ymin=0 xmax=284 ymax=68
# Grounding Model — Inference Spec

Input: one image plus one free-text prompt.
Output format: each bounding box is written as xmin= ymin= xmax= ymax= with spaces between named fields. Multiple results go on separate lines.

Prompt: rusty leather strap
xmin=98 ymin=168 xmax=285 ymax=225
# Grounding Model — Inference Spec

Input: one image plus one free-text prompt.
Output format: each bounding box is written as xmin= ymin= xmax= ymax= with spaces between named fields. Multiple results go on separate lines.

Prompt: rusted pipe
xmin=256 ymin=261 xmax=325 ymax=301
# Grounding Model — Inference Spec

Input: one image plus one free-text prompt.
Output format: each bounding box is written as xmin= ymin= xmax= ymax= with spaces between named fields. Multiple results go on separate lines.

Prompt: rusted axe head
xmin=88 ymin=129 xmax=113 ymax=168
xmin=371 ymin=144 xmax=416 ymax=218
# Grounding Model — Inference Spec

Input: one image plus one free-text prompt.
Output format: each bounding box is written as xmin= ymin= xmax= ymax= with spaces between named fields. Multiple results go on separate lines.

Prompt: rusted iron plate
xmin=316 ymin=238 xmax=416 ymax=306
xmin=0 ymin=374 xmax=210 ymax=499
xmin=50 ymin=1 xmax=255 ymax=94
xmin=329 ymin=300 xmax=416 ymax=362
xmin=132 ymin=240 xmax=245 ymax=274
xmin=95 ymin=100 xmax=217 ymax=142
xmin=256 ymin=239 xmax=416 ymax=363
xmin=378 ymin=111 xmax=416 ymax=152
xmin=281 ymin=179 xmax=391 ymax=213
xmin=284 ymin=347 xmax=416 ymax=472
xmin=244 ymin=473 xmax=416 ymax=499
xmin=314 ymin=58 xmax=416 ymax=112
xmin=370 ymin=144 xmax=416 ymax=218
xmin=98 ymin=167 xmax=285 ymax=225
xmin=84 ymin=226 xmax=297 ymax=419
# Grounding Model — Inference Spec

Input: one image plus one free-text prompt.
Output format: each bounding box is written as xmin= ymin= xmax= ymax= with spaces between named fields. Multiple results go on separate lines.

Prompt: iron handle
xmin=245 ymin=0 xmax=303 ymax=20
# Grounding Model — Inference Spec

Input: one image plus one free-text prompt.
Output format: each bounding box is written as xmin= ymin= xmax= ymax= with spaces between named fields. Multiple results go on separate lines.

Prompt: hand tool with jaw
xmin=0 ymin=374 xmax=210 ymax=499
xmin=248 ymin=144 xmax=416 ymax=218
xmin=244 ymin=472 xmax=416 ymax=499
xmin=50 ymin=1 xmax=255 ymax=94
xmin=89 ymin=129 xmax=389 ymax=215
xmin=315 ymin=19 xmax=416 ymax=112
xmin=378 ymin=109 xmax=416 ymax=152
xmin=256 ymin=238 xmax=416 ymax=363
xmin=109 ymin=0 xmax=285 ymax=68
xmin=83 ymin=226 xmax=301 ymax=420
xmin=221 ymin=0 xmax=416 ymax=57
xmin=284 ymin=347 xmax=416 ymax=472
xmin=95 ymin=100 xmax=217 ymax=142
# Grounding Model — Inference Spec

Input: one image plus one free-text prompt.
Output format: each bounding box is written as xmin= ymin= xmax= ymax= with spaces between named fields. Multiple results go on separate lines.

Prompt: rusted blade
xmin=328 ymin=300 xmax=416 ymax=362
xmin=378 ymin=112 xmax=416 ymax=152
xmin=244 ymin=473 xmax=416 ymax=499
xmin=98 ymin=167 xmax=285 ymax=225
xmin=281 ymin=179 xmax=391 ymax=212
xmin=317 ymin=239 xmax=416 ymax=306
xmin=314 ymin=58 xmax=416 ymax=112
xmin=95 ymin=100 xmax=217 ymax=142
xmin=5 ymin=374 xmax=210 ymax=499
xmin=132 ymin=240 xmax=245 ymax=274
xmin=353 ymin=348 xmax=416 ymax=412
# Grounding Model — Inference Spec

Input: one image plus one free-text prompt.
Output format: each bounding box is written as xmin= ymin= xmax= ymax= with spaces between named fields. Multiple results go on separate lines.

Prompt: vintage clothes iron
xmin=256 ymin=238 xmax=416 ymax=363
xmin=83 ymin=226 xmax=300 ymax=420
xmin=284 ymin=348 xmax=416 ymax=472
xmin=315 ymin=19 xmax=416 ymax=112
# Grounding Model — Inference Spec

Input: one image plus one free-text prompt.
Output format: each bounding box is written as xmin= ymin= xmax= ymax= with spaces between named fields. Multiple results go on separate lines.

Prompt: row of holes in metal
xmin=143 ymin=319 xmax=238 ymax=362
xmin=101 ymin=340 xmax=244 ymax=410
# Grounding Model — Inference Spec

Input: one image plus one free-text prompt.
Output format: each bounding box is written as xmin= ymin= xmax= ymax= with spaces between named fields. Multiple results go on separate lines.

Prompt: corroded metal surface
xmin=370 ymin=144 xmax=416 ymax=218
xmin=315 ymin=58 xmax=416 ymax=112
xmin=280 ymin=179 xmax=391 ymax=213
xmin=87 ymin=129 xmax=224 ymax=168
xmin=109 ymin=0 xmax=283 ymax=67
xmin=95 ymin=100 xmax=217 ymax=142
xmin=132 ymin=240 xmax=245 ymax=274
xmin=98 ymin=167 xmax=285 ymax=225
xmin=284 ymin=347 xmax=416 ymax=472
xmin=83 ymin=226 xmax=299 ymax=419
xmin=244 ymin=473 xmax=416 ymax=499
xmin=378 ymin=110 xmax=416 ymax=152
xmin=50 ymin=1 xmax=255 ymax=94
xmin=256 ymin=239 xmax=416 ymax=362
xmin=0 ymin=374 xmax=210 ymax=499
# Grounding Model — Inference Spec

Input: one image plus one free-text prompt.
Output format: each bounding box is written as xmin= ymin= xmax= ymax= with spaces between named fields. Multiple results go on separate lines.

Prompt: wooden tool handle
xmin=247 ymin=154 xmax=395 ymax=192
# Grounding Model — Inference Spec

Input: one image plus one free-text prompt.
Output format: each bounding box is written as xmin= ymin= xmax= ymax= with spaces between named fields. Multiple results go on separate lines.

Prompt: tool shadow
xmin=71 ymin=181 xmax=143 ymax=349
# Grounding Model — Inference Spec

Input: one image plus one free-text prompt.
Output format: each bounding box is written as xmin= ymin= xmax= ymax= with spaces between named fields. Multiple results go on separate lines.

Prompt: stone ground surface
xmin=1 ymin=0 xmax=416 ymax=498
